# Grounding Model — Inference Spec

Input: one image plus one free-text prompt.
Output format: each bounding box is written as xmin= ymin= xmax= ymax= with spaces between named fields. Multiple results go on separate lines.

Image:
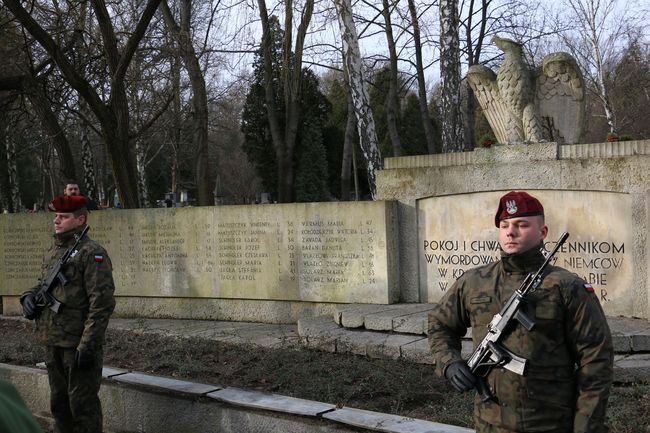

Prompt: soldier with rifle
xmin=20 ymin=195 xmax=115 ymax=433
xmin=429 ymin=191 xmax=613 ymax=433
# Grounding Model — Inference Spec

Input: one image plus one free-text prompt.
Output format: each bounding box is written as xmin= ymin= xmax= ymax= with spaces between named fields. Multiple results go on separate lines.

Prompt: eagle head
xmin=492 ymin=36 xmax=523 ymax=55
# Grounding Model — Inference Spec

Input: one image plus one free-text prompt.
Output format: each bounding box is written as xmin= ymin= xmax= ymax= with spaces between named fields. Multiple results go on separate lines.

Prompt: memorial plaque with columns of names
xmin=418 ymin=190 xmax=637 ymax=317
xmin=0 ymin=201 xmax=398 ymax=304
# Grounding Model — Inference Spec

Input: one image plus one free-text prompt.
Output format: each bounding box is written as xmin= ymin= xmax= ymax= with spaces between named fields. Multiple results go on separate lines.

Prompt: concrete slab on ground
xmin=322 ymin=407 xmax=474 ymax=433
xmin=334 ymin=304 xmax=398 ymax=328
xmin=363 ymin=304 xmax=436 ymax=334
xmin=113 ymin=371 xmax=222 ymax=395
xmin=207 ymin=387 xmax=336 ymax=417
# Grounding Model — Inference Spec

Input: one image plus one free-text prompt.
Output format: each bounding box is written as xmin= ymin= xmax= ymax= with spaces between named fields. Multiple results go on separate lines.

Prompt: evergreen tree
xmin=295 ymin=115 xmax=330 ymax=202
xmin=241 ymin=19 xmax=333 ymax=201
xmin=322 ymin=76 xmax=347 ymax=198
xmin=241 ymin=16 xmax=284 ymax=197
xmin=368 ymin=66 xmax=392 ymax=156
xmin=399 ymin=93 xmax=430 ymax=155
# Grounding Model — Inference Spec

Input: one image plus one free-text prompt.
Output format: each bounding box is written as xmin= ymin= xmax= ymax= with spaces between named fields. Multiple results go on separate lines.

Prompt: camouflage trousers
xmin=45 ymin=346 xmax=104 ymax=433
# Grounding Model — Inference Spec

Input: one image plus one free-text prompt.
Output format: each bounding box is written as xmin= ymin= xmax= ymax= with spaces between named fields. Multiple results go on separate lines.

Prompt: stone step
xmin=332 ymin=305 xmax=650 ymax=354
xmin=334 ymin=303 xmax=436 ymax=335
xmin=299 ymin=316 xmax=650 ymax=373
xmin=298 ymin=316 xmax=473 ymax=364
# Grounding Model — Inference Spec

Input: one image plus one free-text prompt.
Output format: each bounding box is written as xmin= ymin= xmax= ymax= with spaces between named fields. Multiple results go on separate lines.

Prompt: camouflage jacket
xmin=22 ymin=225 xmax=115 ymax=353
xmin=428 ymin=244 xmax=613 ymax=433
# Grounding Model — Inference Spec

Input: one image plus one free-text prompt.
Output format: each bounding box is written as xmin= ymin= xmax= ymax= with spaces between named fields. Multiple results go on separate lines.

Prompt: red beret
xmin=495 ymin=191 xmax=544 ymax=227
xmin=48 ymin=196 xmax=89 ymax=213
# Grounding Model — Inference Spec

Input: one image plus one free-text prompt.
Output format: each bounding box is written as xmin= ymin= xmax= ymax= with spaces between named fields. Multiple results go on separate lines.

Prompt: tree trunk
xmin=407 ymin=0 xmax=438 ymax=153
xmin=439 ymin=0 xmax=465 ymax=152
xmin=466 ymin=91 xmax=477 ymax=149
xmin=161 ymin=0 xmax=213 ymax=205
xmin=171 ymin=47 xmax=182 ymax=200
xmin=462 ymin=0 xmax=489 ymax=150
xmin=257 ymin=0 xmax=314 ymax=203
xmin=565 ymin=0 xmax=619 ymax=134
xmin=257 ymin=0 xmax=288 ymax=202
xmin=0 ymin=119 xmax=9 ymax=212
xmin=334 ymin=0 xmax=382 ymax=199
xmin=80 ymin=123 xmax=98 ymax=202
xmin=381 ymin=0 xmax=404 ymax=157
xmin=340 ymin=77 xmax=356 ymax=201
xmin=6 ymin=132 xmax=21 ymax=212
xmin=135 ymin=138 xmax=150 ymax=207
xmin=23 ymin=77 xmax=77 ymax=181
xmin=106 ymin=80 xmax=140 ymax=208
xmin=593 ymin=41 xmax=617 ymax=133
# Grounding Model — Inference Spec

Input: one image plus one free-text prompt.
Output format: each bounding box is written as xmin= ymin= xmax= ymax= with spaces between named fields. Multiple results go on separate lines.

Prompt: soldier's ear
xmin=539 ymin=224 xmax=548 ymax=240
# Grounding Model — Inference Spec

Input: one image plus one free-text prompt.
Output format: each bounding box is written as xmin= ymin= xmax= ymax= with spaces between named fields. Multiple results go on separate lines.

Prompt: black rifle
xmin=28 ymin=226 xmax=89 ymax=318
xmin=466 ymin=232 xmax=570 ymax=401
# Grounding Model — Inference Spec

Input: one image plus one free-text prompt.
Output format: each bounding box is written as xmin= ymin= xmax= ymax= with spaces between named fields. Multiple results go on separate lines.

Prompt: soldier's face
xmin=53 ymin=212 xmax=84 ymax=234
xmin=498 ymin=216 xmax=548 ymax=254
xmin=64 ymin=184 xmax=80 ymax=196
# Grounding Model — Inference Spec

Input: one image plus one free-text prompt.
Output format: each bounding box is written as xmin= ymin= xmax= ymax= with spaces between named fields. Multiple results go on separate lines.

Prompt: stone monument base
xmin=2 ymin=295 xmax=339 ymax=324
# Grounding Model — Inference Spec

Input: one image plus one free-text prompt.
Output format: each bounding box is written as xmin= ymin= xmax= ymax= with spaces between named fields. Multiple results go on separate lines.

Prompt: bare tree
xmin=161 ymin=0 xmax=213 ymax=205
xmin=407 ymin=0 xmax=439 ymax=153
xmin=440 ymin=0 xmax=465 ymax=151
xmin=0 ymin=14 xmax=77 ymax=182
xmin=5 ymin=125 xmax=21 ymax=211
xmin=340 ymin=71 xmax=357 ymax=201
xmin=3 ymin=0 xmax=164 ymax=208
xmin=559 ymin=0 xmax=630 ymax=134
xmin=257 ymin=0 xmax=314 ymax=203
xmin=334 ymin=0 xmax=382 ymax=199
xmin=381 ymin=0 xmax=405 ymax=156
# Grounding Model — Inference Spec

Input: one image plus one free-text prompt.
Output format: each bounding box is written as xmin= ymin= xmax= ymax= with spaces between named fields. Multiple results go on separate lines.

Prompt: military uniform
xmin=429 ymin=243 xmax=613 ymax=433
xmin=21 ymin=197 xmax=115 ymax=433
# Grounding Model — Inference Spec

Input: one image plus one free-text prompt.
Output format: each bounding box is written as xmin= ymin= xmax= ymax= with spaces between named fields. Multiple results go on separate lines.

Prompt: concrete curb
xmin=0 ymin=363 xmax=474 ymax=433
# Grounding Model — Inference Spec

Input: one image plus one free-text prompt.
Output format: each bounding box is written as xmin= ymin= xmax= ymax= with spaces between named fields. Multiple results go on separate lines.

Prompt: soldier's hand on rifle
xmin=75 ymin=350 xmax=94 ymax=370
xmin=445 ymin=361 xmax=477 ymax=392
xmin=21 ymin=294 xmax=37 ymax=320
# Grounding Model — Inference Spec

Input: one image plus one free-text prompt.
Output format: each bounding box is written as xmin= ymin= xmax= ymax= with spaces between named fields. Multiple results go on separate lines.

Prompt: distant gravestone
xmin=418 ymin=190 xmax=636 ymax=317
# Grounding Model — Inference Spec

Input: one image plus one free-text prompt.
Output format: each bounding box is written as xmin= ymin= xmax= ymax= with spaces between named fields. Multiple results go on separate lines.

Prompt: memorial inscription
xmin=0 ymin=201 xmax=398 ymax=305
xmin=418 ymin=191 xmax=635 ymax=316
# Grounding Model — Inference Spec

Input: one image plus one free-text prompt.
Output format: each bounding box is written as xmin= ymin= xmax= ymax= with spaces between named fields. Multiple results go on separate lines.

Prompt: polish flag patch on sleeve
xmin=94 ymin=255 xmax=105 ymax=263
xmin=584 ymin=283 xmax=595 ymax=293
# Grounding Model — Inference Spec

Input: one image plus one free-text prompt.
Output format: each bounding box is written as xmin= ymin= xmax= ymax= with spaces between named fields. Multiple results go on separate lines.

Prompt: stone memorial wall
xmin=418 ymin=190 xmax=636 ymax=317
xmin=377 ymin=140 xmax=650 ymax=319
xmin=0 ymin=201 xmax=398 ymax=306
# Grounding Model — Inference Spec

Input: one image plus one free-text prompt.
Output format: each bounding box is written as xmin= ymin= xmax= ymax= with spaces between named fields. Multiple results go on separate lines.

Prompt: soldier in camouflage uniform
xmin=20 ymin=195 xmax=115 ymax=433
xmin=429 ymin=191 xmax=613 ymax=433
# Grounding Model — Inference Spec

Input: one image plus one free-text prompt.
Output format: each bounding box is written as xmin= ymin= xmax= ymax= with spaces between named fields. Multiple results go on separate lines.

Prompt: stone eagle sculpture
xmin=468 ymin=36 xmax=586 ymax=144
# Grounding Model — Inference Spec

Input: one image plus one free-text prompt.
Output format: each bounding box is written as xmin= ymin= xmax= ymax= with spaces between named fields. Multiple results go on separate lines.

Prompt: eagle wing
xmin=535 ymin=52 xmax=586 ymax=144
xmin=468 ymin=64 xmax=520 ymax=144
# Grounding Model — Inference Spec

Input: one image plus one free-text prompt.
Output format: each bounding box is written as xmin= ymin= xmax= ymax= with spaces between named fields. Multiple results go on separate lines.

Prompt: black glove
xmin=21 ymin=293 xmax=37 ymax=320
xmin=75 ymin=350 xmax=94 ymax=370
xmin=444 ymin=361 xmax=477 ymax=392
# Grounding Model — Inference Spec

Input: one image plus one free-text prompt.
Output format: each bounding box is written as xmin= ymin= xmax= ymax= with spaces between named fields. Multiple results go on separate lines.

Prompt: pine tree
xmin=241 ymin=20 xmax=333 ymax=201
xmin=295 ymin=116 xmax=330 ymax=202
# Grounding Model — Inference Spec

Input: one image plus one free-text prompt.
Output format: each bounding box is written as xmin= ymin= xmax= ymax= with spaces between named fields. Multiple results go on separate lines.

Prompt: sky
xmin=196 ymin=0 xmax=648 ymax=95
